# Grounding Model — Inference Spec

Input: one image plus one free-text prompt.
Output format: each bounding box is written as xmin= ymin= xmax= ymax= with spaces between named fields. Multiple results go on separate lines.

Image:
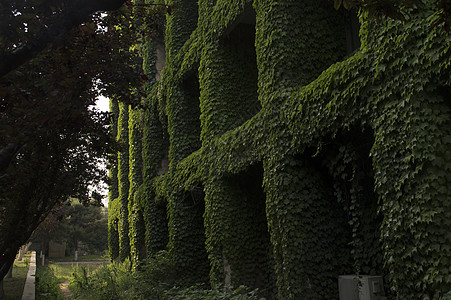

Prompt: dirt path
xmin=59 ymin=279 xmax=84 ymax=300
xmin=52 ymin=261 xmax=108 ymax=265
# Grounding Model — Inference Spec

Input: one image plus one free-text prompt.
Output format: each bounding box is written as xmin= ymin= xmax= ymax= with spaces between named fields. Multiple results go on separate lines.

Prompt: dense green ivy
xmin=204 ymin=165 xmax=275 ymax=298
xmin=141 ymin=102 xmax=169 ymax=257
xmin=108 ymin=199 xmax=121 ymax=261
xmin=164 ymin=70 xmax=211 ymax=285
xmin=137 ymin=6 xmax=170 ymax=261
xmin=117 ymin=101 xmax=131 ymax=262
xmin=128 ymin=106 xmax=146 ymax=266
xmin=110 ymin=0 xmax=451 ymax=298
xmin=155 ymin=0 xmax=211 ymax=285
xmin=199 ymin=11 xmax=260 ymax=141
xmin=108 ymin=98 xmax=120 ymax=261
xmin=372 ymin=89 xmax=451 ymax=298
xmin=265 ymin=155 xmax=353 ymax=299
xmin=165 ymin=0 xmax=199 ymax=60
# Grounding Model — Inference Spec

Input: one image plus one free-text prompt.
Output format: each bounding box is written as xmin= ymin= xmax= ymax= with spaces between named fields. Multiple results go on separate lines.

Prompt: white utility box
xmin=338 ymin=275 xmax=386 ymax=300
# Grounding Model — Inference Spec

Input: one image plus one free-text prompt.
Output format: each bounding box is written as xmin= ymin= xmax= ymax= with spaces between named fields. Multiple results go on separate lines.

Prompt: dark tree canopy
xmin=0 ymin=0 xmax=143 ymax=284
xmin=0 ymin=0 xmax=127 ymax=79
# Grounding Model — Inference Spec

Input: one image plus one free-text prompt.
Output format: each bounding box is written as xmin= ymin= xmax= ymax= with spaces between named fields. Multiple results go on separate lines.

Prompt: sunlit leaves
xmin=334 ymin=0 xmax=426 ymax=22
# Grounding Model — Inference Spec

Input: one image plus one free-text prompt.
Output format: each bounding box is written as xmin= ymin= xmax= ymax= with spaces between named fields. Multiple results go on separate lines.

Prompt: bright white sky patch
xmin=96 ymin=95 xmax=110 ymax=112
xmin=92 ymin=95 xmax=110 ymax=207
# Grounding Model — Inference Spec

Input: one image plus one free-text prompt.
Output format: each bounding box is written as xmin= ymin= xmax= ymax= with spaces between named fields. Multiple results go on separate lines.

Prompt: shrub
xmin=35 ymin=266 xmax=63 ymax=300
xmin=69 ymin=252 xmax=175 ymax=299
xmin=70 ymin=260 xmax=133 ymax=300
xmin=164 ymin=285 xmax=262 ymax=300
xmin=68 ymin=251 xmax=262 ymax=299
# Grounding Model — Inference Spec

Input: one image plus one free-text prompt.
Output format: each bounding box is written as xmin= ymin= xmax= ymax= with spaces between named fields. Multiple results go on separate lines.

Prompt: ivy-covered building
xmin=108 ymin=0 xmax=451 ymax=299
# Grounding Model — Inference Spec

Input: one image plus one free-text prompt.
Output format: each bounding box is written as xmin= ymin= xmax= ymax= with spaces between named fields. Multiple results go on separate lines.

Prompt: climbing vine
xmin=117 ymin=101 xmax=131 ymax=262
xmin=141 ymin=100 xmax=169 ymax=258
xmin=110 ymin=0 xmax=451 ymax=298
xmin=108 ymin=98 xmax=120 ymax=261
xmin=128 ymin=106 xmax=146 ymax=266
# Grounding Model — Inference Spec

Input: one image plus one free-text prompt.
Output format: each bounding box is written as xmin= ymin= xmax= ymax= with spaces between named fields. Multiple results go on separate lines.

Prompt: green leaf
xmin=343 ymin=0 xmax=352 ymax=10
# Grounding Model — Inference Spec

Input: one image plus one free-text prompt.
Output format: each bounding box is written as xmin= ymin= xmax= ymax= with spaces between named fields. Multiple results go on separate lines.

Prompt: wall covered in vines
xmin=109 ymin=0 xmax=451 ymax=298
xmin=108 ymin=98 xmax=120 ymax=261
xmin=127 ymin=106 xmax=146 ymax=266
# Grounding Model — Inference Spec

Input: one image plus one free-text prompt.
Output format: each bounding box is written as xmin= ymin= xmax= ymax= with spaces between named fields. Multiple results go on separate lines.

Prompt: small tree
xmin=61 ymin=201 xmax=108 ymax=255
xmin=31 ymin=200 xmax=108 ymax=256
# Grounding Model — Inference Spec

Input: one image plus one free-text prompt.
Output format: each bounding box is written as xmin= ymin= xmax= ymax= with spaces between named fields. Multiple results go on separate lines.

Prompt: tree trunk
xmin=0 ymin=279 xmax=4 ymax=299
xmin=0 ymin=246 xmax=19 ymax=284
xmin=0 ymin=143 xmax=19 ymax=173
xmin=5 ymin=265 xmax=12 ymax=279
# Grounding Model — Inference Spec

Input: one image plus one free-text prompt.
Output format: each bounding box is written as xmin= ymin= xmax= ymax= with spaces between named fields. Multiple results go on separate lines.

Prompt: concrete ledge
xmin=21 ymin=251 xmax=36 ymax=300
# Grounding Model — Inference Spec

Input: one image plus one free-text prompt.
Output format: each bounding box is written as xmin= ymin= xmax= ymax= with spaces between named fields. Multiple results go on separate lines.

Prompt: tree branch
xmin=0 ymin=144 xmax=20 ymax=173
xmin=0 ymin=0 xmax=127 ymax=79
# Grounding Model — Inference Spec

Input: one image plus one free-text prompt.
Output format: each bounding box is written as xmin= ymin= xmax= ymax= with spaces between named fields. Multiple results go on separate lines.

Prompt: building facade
xmin=108 ymin=1 xmax=451 ymax=299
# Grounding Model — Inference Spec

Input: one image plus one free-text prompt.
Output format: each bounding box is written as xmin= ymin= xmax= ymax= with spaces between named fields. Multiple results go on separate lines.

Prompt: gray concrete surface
xmin=21 ymin=251 xmax=36 ymax=300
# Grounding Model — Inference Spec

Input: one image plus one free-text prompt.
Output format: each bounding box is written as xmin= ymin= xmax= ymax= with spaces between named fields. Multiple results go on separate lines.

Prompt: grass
xmin=36 ymin=259 xmax=106 ymax=300
xmin=68 ymin=256 xmax=262 ymax=300
xmin=48 ymin=264 xmax=100 ymax=283
xmin=2 ymin=251 xmax=107 ymax=300
xmin=3 ymin=252 xmax=31 ymax=300
xmin=47 ymin=254 xmax=108 ymax=263
xmin=36 ymin=266 xmax=63 ymax=300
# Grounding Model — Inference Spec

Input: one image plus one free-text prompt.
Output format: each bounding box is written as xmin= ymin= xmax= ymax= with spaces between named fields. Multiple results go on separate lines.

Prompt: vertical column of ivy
xmin=254 ymin=0 xmax=346 ymax=108
xmin=127 ymin=106 xmax=145 ymax=266
xmin=163 ymin=2 xmax=204 ymax=279
xmin=322 ymin=134 xmax=384 ymax=277
xmin=264 ymin=157 xmax=351 ymax=299
xmin=198 ymin=6 xmax=269 ymax=291
xmin=253 ymin=1 xmax=349 ymax=297
xmin=117 ymin=101 xmax=130 ymax=261
xmin=164 ymin=0 xmax=198 ymax=60
xmin=204 ymin=168 xmax=275 ymax=296
xmin=138 ymin=1 xmax=171 ymax=257
xmin=108 ymin=202 xmax=120 ymax=261
xmin=371 ymin=89 xmax=451 ymax=298
xmin=203 ymin=179 xmax=228 ymax=286
xmin=141 ymin=105 xmax=169 ymax=257
xmin=199 ymin=20 xmax=259 ymax=143
xmin=166 ymin=80 xmax=209 ymax=284
xmin=165 ymin=0 xmax=204 ymax=282
xmin=164 ymin=0 xmax=206 ymax=277
xmin=108 ymin=98 xmax=120 ymax=261
xmin=142 ymin=39 xmax=157 ymax=91
xmin=168 ymin=188 xmax=209 ymax=285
